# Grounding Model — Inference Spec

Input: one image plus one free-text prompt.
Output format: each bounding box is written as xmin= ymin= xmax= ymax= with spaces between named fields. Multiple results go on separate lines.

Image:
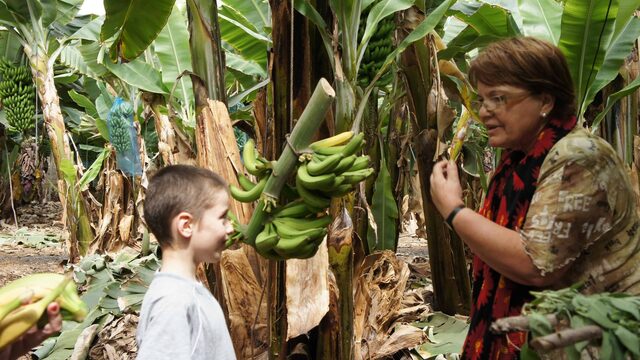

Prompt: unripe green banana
xmin=296 ymin=163 xmax=335 ymax=190
xmin=322 ymin=184 xmax=354 ymax=197
xmin=255 ymin=223 xmax=279 ymax=254
xmin=272 ymin=215 xmax=332 ymax=231
xmin=237 ymin=173 xmax=257 ymax=191
xmin=242 ymin=139 xmax=261 ymax=176
xmin=274 ymin=200 xmax=313 ymax=218
xmin=331 ymin=155 xmax=357 ymax=174
xmin=295 ymin=176 xmax=331 ymax=209
xmin=309 ymin=131 xmax=353 ymax=151
xmin=307 ymin=153 xmax=343 ymax=176
xmin=341 ymin=168 xmax=375 ymax=184
xmin=273 ymin=235 xmax=316 ymax=257
xmin=273 ymin=221 xmax=327 ymax=239
xmin=229 ymin=176 xmax=268 ymax=203
xmin=349 ymin=155 xmax=371 ymax=172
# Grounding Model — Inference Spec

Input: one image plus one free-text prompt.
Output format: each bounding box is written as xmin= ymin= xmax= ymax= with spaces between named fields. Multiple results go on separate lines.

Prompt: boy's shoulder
xmin=145 ymin=272 xmax=201 ymax=303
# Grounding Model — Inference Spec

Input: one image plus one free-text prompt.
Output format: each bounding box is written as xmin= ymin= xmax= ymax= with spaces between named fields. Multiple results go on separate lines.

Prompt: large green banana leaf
xmin=592 ymin=75 xmax=640 ymax=131
xmin=218 ymin=3 xmax=270 ymax=70
xmin=155 ymin=5 xmax=194 ymax=106
xmin=101 ymin=0 xmax=175 ymax=61
xmin=613 ymin=0 xmax=640 ymax=38
xmin=0 ymin=0 xmax=38 ymax=24
xmin=558 ymin=0 xmax=619 ymax=118
xmin=582 ymin=16 xmax=640 ymax=117
xmin=367 ymin=149 xmax=399 ymax=252
xmin=42 ymin=0 xmax=83 ymax=28
xmin=517 ymin=0 xmax=562 ymax=44
xmin=102 ymin=53 xmax=169 ymax=94
xmin=439 ymin=2 xmax=520 ymax=60
xmin=69 ymin=16 xmax=103 ymax=41
xmin=221 ymin=0 xmax=270 ymax=31
xmin=0 ymin=30 xmax=22 ymax=63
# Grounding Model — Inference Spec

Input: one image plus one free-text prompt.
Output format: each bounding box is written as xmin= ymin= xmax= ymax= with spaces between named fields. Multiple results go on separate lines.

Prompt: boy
xmin=136 ymin=165 xmax=236 ymax=359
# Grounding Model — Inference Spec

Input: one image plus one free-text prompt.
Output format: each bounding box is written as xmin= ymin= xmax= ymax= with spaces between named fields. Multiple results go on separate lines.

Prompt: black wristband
xmin=445 ymin=205 xmax=465 ymax=230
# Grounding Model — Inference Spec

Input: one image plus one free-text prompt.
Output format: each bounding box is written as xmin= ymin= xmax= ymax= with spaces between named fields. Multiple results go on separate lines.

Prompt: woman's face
xmin=476 ymin=82 xmax=554 ymax=151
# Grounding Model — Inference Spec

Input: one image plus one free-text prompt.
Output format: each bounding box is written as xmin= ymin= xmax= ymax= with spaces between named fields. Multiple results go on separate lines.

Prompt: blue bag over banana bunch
xmin=0 ymin=273 xmax=88 ymax=350
xmin=107 ymin=98 xmax=142 ymax=176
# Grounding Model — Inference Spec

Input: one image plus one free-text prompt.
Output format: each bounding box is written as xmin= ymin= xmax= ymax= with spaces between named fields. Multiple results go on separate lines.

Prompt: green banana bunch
xmin=108 ymin=100 xmax=134 ymax=154
xmin=0 ymin=59 xmax=36 ymax=134
xmin=357 ymin=6 xmax=395 ymax=87
xmin=237 ymin=131 xmax=375 ymax=260
xmin=295 ymin=131 xmax=374 ymax=209
xmin=0 ymin=273 xmax=88 ymax=349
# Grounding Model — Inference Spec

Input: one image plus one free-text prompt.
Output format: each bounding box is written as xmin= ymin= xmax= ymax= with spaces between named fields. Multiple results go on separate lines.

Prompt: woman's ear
xmin=540 ymin=93 xmax=555 ymax=117
xmin=175 ymin=212 xmax=194 ymax=238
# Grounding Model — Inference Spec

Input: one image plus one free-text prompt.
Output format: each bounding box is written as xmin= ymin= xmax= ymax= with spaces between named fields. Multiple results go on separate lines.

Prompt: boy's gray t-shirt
xmin=136 ymin=272 xmax=236 ymax=360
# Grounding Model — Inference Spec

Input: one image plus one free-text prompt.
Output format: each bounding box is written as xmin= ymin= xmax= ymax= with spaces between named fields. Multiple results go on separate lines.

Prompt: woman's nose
xmin=478 ymin=105 xmax=492 ymax=121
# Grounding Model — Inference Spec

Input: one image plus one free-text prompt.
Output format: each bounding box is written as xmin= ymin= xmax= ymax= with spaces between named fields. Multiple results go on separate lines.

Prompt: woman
xmin=430 ymin=37 xmax=640 ymax=359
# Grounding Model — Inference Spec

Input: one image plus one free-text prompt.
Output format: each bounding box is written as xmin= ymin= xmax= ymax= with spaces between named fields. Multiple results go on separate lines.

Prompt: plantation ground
xmin=0 ymin=202 xmax=433 ymax=358
xmin=0 ymin=202 xmax=430 ymax=285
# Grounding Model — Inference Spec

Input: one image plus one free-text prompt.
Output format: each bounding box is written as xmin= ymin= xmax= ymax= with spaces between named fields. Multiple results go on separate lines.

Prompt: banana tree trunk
xmin=24 ymin=45 xmax=93 ymax=261
xmin=400 ymin=34 xmax=470 ymax=315
xmin=187 ymin=0 xmax=226 ymax=103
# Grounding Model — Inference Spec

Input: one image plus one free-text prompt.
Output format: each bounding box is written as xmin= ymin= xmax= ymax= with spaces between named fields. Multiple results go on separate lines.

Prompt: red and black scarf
xmin=462 ymin=115 xmax=577 ymax=360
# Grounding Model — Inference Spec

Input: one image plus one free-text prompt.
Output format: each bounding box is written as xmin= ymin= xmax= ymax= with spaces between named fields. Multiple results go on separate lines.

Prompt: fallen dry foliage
xmin=89 ymin=314 xmax=139 ymax=360
xmin=354 ymin=250 xmax=429 ymax=360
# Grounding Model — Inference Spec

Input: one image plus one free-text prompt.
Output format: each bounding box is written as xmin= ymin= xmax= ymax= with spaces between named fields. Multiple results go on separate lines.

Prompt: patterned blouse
xmin=461 ymin=118 xmax=640 ymax=360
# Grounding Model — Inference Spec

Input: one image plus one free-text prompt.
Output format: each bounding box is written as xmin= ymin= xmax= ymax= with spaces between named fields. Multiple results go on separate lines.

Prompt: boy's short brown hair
xmin=144 ymin=165 xmax=228 ymax=246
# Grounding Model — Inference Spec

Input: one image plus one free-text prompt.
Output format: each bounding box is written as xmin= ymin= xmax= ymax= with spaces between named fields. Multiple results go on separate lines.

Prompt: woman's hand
xmin=0 ymin=302 xmax=62 ymax=360
xmin=430 ymin=160 xmax=464 ymax=217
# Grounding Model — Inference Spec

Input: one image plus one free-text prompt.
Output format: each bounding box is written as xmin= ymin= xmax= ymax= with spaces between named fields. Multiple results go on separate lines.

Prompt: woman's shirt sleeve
xmin=519 ymin=128 xmax=637 ymax=276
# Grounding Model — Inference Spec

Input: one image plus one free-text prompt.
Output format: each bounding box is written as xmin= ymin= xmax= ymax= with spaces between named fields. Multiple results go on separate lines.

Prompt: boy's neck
xmin=159 ymin=247 xmax=198 ymax=280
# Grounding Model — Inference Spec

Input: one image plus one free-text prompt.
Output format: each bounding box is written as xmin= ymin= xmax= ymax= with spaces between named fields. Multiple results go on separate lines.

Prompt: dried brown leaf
xmin=286 ymin=239 xmax=330 ymax=340
xmin=220 ymin=249 xmax=269 ymax=358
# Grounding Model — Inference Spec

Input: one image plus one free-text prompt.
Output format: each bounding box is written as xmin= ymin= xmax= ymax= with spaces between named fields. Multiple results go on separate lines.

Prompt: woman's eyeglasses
xmin=471 ymin=93 xmax=530 ymax=112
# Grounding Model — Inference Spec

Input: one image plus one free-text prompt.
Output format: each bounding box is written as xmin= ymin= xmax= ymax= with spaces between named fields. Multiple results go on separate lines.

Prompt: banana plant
xmin=0 ymin=0 xmax=94 ymax=260
xmin=448 ymin=0 xmax=640 ymax=136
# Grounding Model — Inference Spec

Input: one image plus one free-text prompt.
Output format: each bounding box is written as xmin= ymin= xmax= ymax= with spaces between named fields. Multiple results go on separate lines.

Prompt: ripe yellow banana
xmin=309 ymin=131 xmax=353 ymax=151
xmin=0 ymin=273 xmax=88 ymax=323
xmin=0 ymin=276 xmax=73 ymax=349
xmin=0 ymin=291 xmax=33 ymax=323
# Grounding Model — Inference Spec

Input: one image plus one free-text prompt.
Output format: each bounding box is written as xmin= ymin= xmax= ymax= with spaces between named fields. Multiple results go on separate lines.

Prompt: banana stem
xmin=244 ymin=79 xmax=336 ymax=246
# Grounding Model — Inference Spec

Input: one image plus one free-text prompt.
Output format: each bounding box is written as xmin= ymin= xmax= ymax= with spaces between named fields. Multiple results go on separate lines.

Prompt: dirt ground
xmin=0 ymin=201 xmax=432 ymax=359
xmin=0 ymin=201 xmax=67 ymax=285
xmin=0 ymin=202 xmax=431 ymax=287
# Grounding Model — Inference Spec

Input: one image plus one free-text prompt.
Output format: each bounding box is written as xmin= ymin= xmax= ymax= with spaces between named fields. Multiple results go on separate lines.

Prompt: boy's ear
xmin=175 ymin=212 xmax=194 ymax=238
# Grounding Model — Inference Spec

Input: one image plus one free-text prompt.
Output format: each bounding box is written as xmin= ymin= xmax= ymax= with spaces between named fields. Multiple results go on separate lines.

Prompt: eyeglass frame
xmin=470 ymin=92 xmax=533 ymax=113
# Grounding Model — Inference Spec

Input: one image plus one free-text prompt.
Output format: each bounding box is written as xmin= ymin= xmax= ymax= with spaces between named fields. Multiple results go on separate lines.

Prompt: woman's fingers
xmin=42 ymin=302 xmax=62 ymax=335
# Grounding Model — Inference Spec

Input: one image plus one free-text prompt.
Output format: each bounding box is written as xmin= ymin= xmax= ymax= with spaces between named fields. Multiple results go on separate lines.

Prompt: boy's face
xmin=191 ymin=191 xmax=233 ymax=263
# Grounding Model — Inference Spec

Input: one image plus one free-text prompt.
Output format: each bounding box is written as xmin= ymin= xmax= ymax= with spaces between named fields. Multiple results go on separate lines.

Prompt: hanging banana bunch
xmin=0 ymin=59 xmax=36 ymax=135
xmin=358 ymin=6 xmax=395 ymax=88
xmin=230 ymin=131 xmax=374 ymax=260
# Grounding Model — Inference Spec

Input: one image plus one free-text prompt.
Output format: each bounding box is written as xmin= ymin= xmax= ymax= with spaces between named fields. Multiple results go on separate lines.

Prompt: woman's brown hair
xmin=468 ymin=36 xmax=576 ymax=120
